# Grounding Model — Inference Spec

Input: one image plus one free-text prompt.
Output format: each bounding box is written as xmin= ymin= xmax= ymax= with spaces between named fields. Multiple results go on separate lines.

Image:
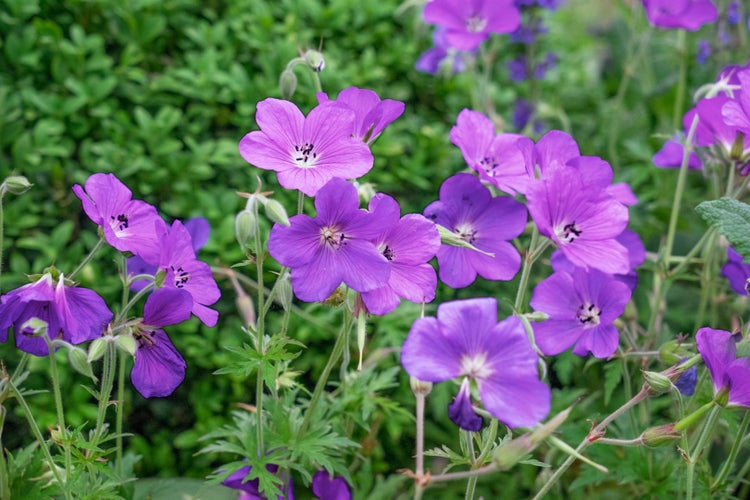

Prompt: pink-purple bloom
xmin=316 ymin=87 xmax=404 ymax=144
xmin=696 ymin=327 xmax=750 ymax=407
xmin=424 ymin=173 xmax=526 ymax=288
xmin=268 ymin=178 xmax=389 ymax=302
xmin=722 ymin=246 xmax=750 ymax=295
xmin=530 ymin=268 xmax=631 ymax=358
xmin=239 ymin=98 xmax=374 ymax=196
xmin=0 ymin=273 xmax=112 ymax=356
xmin=73 ymin=173 xmax=165 ymax=263
xmin=401 ymin=298 xmax=550 ymax=430
xmin=360 ymin=194 xmax=440 ymax=315
xmin=131 ymin=288 xmax=191 ymax=398
xmin=423 ymin=0 xmax=522 ymax=51
xmin=642 ymin=0 xmax=718 ymax=31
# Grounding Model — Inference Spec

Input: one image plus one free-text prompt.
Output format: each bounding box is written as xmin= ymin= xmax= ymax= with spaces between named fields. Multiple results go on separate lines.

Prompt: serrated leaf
xmin=696 ymin=198 xmax=750 ymax=261
xmin=604 ymin=361 xmax=623 ymax=407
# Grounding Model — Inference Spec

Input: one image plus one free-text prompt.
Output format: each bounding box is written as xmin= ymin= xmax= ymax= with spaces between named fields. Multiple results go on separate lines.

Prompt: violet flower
xmin=316 ymin=87 xmax=404 ymax=144
xmin=311 ymin=471 xmax=351 ymax=500
xmin=360 ymin=194 xmax=440 ymax=315
xmin=221 ymin=464 xmax=293 ymax=500
xmin=401 ymin=298 xmax=550 ymax=430
xmin=641 ymin=0 xmax=718 ymax=31
xmin=424 ymin=173 xmax=526 ymax=288
xmin=526 ymin=166 xmax=630 ymax=275
xmin=131 ymin=288 xmax=191 ymax=398
xmin=73 ymin=173 xmax=165 ymax=264
xmin=530 ymin=268 xmax=631 ymax=358
xmin=0 ymin=273 xmax=112 ymax=356
xmin=416 ymin=26 xmax=473 ymax=74
xmin=675 ymin=357 xmax=698 ymax=396
xmin=423 ymin=0 xmax=522 ymax=51
xmin=696 ymin=327 xmax=750 ymax=407
xmin=722 ymin=246 xmax=750 ymax=295
xmin=449 ymin=109 xmax=533 ymax=195
xmin=268 ymin=178 xmax=389 ymax=302
xmin=157 ymin=220 xmax=221 ymax=327
xmin=239 ymin=98 xmax=373 ymax=196
xmin=722 ymin=69 xmax=750 ymax=134
xmin=128 ymin=217 xmax=210 ymax=292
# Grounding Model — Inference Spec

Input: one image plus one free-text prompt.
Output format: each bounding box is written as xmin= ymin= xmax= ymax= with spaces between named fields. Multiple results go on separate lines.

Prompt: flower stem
xmin=514 ymin=226 xmax=548 ymax=312
xmin=68 ymin=237 xmax=106 ymax=281
xmin=413 ymin=391 xmax=426 ymax=500
xmin=93 ymin=341 xmax=117 ymax=445
xmin=115 ymin=350 xmax=126 ymax=478
xmin=672 ymin=29 xmax=687 ymax=130
xmin=47 ymin=341 xmax=72 ymax=483
xmin=252 ymin=199 xmax=266 ymax=455
xmin=298 ymin=311 xmax=352 ymax=438
xmin=0 ymin=193 xmax=4 ymax=292
xmin=685 ymin=403 xmax=721 ymax=499
xmin=711 ymin=410 xmax=750 ymax=492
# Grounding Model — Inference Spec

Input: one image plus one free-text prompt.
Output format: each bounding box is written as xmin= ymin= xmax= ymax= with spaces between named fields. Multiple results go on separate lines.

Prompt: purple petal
xmin=696 ymin=327 xmax=735 ymax=394
xmin=311 ymin=471 xmax=351 ymax=500
xmin=143 ymin=288 xmax=192 ymax=327
xmin=436 ymin=246 xmax=479 ymax=288
xmin=653 ymin=138 xmax=703 ymax=169
xmin=535 ymin=130 xmax=580 ymax=174
xmin=533 ymin=320 xmax=583 ymax=356
xmin=132 ymin=329 xmax=186 ymax=398
xmin=55 ymin=276 xmax=113 ymax=345
xmin=572 ymin=324 xmax=620 ymax=358
xmin=401 ymin=316 xmax=462 ymax=382
xmin=184 ymin=217 xmax=211 ymax=251
xmin=448 ymin=379 xmax=483 ymax=431
xmin=727 ymin=357 xmax=750 ymax=408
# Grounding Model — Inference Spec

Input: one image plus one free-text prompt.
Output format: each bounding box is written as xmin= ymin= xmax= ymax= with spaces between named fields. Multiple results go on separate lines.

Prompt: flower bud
xmin=263 ymin=199 xmax=290 ymax=227
xmin=2 ymin=175 xmax=32 ymax=195
xmin=659 ymin=340 xmax=688 ymax=365
xmin=355 ymin=182 xmax=377 ymax=204
xmin=494 ymin=406 xmax=572 ymax=469
xmin=303 ymin=49 xmax=325 ymax=72
xmin=279 ymin=68 xmax=298 ymax=100
xmin=21 ymin=317 xmax=48 ymax=337
xmin=643 ymin=370 xmax=673 ymax=395
xmin=116 ymin=334 xmax=137 ymax=357
xmin=409 ymin=377 xmax=433 ymax=396
xmin=236 ymin=293 xmax=256 ymax=327
xmin=235 ymin=209 xmax=257 ymax=248
xmin=274 ymin=273 xmax=293 ymax=311
xmin=640 ymin=424 xmax=680 ymax=447
xmin=68 ymin=346 xmax=97 ymax=382
xmin=731 ymin=132 xmax=746 ymax=162
xmin=87 ymin=337 xmax=108 ymax=362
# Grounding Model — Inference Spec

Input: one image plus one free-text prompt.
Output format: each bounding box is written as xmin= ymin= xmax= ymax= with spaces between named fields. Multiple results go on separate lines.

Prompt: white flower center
xmin=461 ymin=353 xmax=492 ymax=380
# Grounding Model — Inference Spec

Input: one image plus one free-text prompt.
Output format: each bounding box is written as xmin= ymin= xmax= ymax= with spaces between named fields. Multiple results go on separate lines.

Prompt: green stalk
xmin=413 ymin=391 xmax=426 ymax=500
xmin=0 ymin=194 xmax=4 ymax=292
xmin=115 ymin=350 xmax=126 ymax=478
xmin=0 ymin=405 xmax=10 ymax=500
xmin=68 ymin=237 xmax=106 ymax=281
xmin=672 ymin=30 xmax=687 ymax=130
xmin=462 ymin=430 xmax=478 ymax=500
xmin=93 ymin=342 xmax=117 ymax=445
xmin=252 ymin=200 xmax=266 ymax=455
xmin=711 ymin=410 xmax=750 ymax=492
xmin=47 ymin=342 xmax=72 ymax=484
xmin=685 ymin=403 xmax=721 ymax=499
xmin=513 ymin=226 xmax=548 ymax=312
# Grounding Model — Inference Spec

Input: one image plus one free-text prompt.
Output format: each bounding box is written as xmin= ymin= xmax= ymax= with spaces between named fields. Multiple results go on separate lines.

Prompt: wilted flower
xmin=401 ymin=298 xmax=550 ymax=430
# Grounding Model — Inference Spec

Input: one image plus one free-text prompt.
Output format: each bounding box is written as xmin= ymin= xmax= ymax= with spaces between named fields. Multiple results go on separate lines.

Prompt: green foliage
xmin=697 ymin=198 xmax=750 ymax=260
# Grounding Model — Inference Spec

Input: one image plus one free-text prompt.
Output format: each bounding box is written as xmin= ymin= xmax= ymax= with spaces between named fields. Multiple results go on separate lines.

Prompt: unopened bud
xmin=274 ymin=273 xmax=293 ymax=311
xmin=276 ymin=369 xmax=301 ymax=391
xmin=263 ymin=199 xmax=290 ymax=226
xmin=21 ymin=317 xmax=48 ymax=338
xmin=659 ymin=340 xmax=687 ymax=365
xmin=410 ymin=377 xmax=433 ymax=396
xmin=235 ymin=210 xmax=257 ymax=249
xmin=2 ymin=175 xmax=32 ymax=195
xmin=643 ymin=370 xmax=673 ymax=395
xmin=279 ymin=68 xmax=298 ymax=100
xmin=494 ymin=407 xmax=571 ymax=469
xmin=88 ymin=337 xmax=108 ymax=362
xmin=236 ymin=293 xmax=256 ymax=327
xmin=68 ymin=346 xmax=96 ymax=382
xmin=116 ymin=334 xmax=137 ymax=357
xmin=641 ymin=424 xmax=680 ymax=447
xmin=303 ymin=49 xmax=325 ymax=72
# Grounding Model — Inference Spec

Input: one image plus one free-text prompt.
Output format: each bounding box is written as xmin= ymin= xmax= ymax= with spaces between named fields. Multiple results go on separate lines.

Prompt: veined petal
xmin=143 ymin=288 xmax=192 ymax=327
xmin=361 ymin=284 xmax=401 ymax=316
xmin=478 ymin=374 xmax=550 ymax=428
xmin=448 ymin=379 xmax=483 ymax=431
xmin=253 ymin=98 xmax=305 ymax=151
xmin=572 ymin=324 xmax=619 ymax=358
xmin=696 ymin=327 xmax=735 ymax=394
xmin=466 ymin=241 xmax=521 ymax=281
xmin=727 ymin=357 xmax=750 ymax=408
xmin=388 ymin=262 xmax=437 ymax=303
xmin=533 ymin=319 xmax=582 ymax=356
xmin=437 ymin=246 xmax=478 ymax=288
xmin=401 ymin=317 xmax=462 ymax=382
xmin=55 ymin=277 xmax=112 ymax=345
xmin=132 ymin=329 xmax=186 ymax=398
xmin=268 ymin=215 xmax=323 ymax=267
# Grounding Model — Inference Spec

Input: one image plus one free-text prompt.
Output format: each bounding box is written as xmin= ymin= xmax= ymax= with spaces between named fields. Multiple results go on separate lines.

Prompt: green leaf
xmin=696 ymin=198 xmax=750 ymax=261
xmin=603 ymin=361 xmax=623 ymax=407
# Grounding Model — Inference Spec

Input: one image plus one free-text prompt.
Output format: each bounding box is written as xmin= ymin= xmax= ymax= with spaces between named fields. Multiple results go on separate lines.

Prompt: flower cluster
xmin=654 ymin=62 xmax=750 ymax=173
xmin=268 ymin=178 xmax=440 ymax=314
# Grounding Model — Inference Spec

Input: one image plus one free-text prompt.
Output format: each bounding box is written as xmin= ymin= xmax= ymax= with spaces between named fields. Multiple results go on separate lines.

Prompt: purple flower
xmin=696 ymin=39 xmax=711 ymax=64
xmin=73 ymin=173 xmax=165 ymax=263
xmin=727 ymin=1 xmax=741 ymax=25
xmin=416 ymin=26 xmax=473 ymax=74
xmin=527 ymin=167 xmax=630 ymax=274
xmin=722 ymin=246 xmax=750 ymax=295
xmin=268 ymin=178 xmax=389 ymax=302
xmin=642 ymin=0 xmax=718 ymax=31
xmin=157 ymin=220 xmax=221 ymax=326
xmin=128 ymin=217 xmax=211 ymax=292
xmin=360 ymin=194 xmax=440 ymax=315
xmin=513 ymin=98 xmax=535 ymax=131
xmin=507 ymin=55 xmax=528 ymax=81
xmin=530 ymin=268 xmax=631 ymax=358
xmin=675 ymin=357 xmax=698 ymax=396
xmin=696 ymin=327 xmax=750 ymax=407
xmin=238 ymin=98 xmax=374 ymax=196
xmin=311 ymin=471 xmax=351 ymax=500
xmin=131 ymin=288 xmax=191 ymax=398
xmin=722 ymin=69 xmax=750 ymax=135
xmin=221 ymin=464 xmax=293 ymax=500
xmin=653 ymin=135 xmax=704 ymax=169
xmin=449 ymin=109 xmax=533 ymax=195
xmin=424 ymin=174 xmax=526 ymax=288
xmin=316 ymin=87 xmax=405 ymax=144
xmin=401 ymin=298 xmax=550 ymax=430
xmin=423 ymin=0 xmax=522 ymax=51
xmin=0 ymin=273 xmax=112 ymax=356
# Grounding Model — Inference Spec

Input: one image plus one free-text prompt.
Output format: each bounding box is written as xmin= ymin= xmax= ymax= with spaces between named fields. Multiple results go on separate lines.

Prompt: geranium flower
xmin=157 ymin=220 xmax=221 ymax=327
xmin=722 ymin=246 xmax=750 ymax=295
xmin=311 ymin=471 xmax=351 ymax=500
xmin=316 ymin=87 xmax=404 ymax=144
xmin=131 ymin=288 xmax=191 ymax=398
xmin=641 ymin=0 xmax=718 ymax=31
xmin=526 ymin=166 xmax=630 ymax=275
xmin=424 ymin=173 xmax=526 ymax=288
xmin=221 ymin=463 xmax=293 ymax=500
xmin=401 ymin=298 xmax=550 ymax=430
xmin=268 ymin=178 xmax=390 ymax=302
xmin=239 ymin=98 xmax=373 ymax=196
xmin=416 ymin=26 xmax=473 ymax=74
xmin=530 ymin=268 xmax=631 ymax=358
xmin=696 ymin=327 xmax=750 ymax=407
xmin=0 ymin=273 xmax=112 ymax=356
xmin=423 ymin=0 xmax=522 ymax=51
xmin=449 ymin=109 xmax=533 ymax=195
xmin=73 ymin=173 xmax=165 ymax=263
xmin=360 ymin=194 xmax=440 ymax=315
